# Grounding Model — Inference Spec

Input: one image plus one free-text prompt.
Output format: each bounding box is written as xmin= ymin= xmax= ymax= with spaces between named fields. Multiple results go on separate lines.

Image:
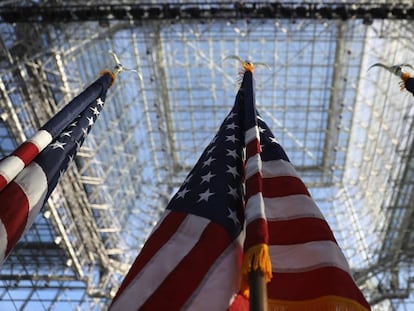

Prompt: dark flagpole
xmin=238 ymin=59 xmax=270 ymax=311
xmin=249 ymin=268 xmax=269 ymax=311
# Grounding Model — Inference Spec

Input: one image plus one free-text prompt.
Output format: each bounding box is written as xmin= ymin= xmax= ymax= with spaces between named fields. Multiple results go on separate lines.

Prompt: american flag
xmin=0 ymin=71 xmax=113 ymax=265
xmin=110 ymin=74 xmax=249 ymax=311
xmin=110 ymin=69 xmax=371 ymax=310
xmin=257 ymin=116 xmax=371 ymax=310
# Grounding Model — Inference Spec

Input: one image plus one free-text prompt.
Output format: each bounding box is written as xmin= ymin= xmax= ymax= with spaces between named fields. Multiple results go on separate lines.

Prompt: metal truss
xmin=0 ymin=1 xmax=414 ymax=310
xmin=0 ymin=2 xmax=414 ymax=23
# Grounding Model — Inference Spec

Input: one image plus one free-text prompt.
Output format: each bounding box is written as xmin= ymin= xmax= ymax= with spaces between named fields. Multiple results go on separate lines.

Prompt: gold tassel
xmin=241 ymin=243 xmax=272 ymax=297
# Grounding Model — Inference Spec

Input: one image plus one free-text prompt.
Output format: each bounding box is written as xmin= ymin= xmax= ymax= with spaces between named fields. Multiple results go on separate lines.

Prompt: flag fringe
xmin=241 ymin=243 xmax=272 ymax=296
xmin=268 ymin=296 xmax=371 ymax=311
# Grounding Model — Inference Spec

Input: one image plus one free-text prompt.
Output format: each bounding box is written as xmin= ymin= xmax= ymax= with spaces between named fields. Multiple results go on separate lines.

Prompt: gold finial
xmin=368 ymin=62 xmax=413 ymax=91
xmin=107 ymin=50 xmax=143 ymax=84
xmin=224 ymin=55 xmax=269 ymax=73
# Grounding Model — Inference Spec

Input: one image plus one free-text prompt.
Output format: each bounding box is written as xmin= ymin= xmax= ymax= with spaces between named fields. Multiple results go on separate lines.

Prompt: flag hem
xmin=268 ymin=295 xmax=371 ymax=311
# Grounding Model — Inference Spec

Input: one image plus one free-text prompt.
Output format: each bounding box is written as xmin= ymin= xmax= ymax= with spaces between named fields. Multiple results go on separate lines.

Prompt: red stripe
xmin=244 ymin=218 xmax=268 ymax=250
xmin=268 ymin=218 xmax=337 ymax=245
xmin=0 ymin=181 xmax=30 ymax=257
xmin=245 ymin=172 xmax=262 ymax=201
xmin=263 ymin=176 xmax=310 ymax=198
xmin=0 ymin=175 xmax=7 ymax=191
xmin=12 ymin=142 xmax=40 ymax=165
xmin=111 ymin=211 xmax=187 ymax=303
xmin=140 ymin=222 xmax=235 ymax=310
xmin=267 ymin=267 xmax=370 ymax=309
xmin=246 ymin=138 xmax=260 ymax=158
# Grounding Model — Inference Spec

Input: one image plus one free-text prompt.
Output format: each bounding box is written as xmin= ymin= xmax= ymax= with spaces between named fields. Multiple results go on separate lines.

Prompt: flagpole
xmin=249 ymin=268 xmax=268 ymax=311
xmin=235 ymin=59 xmax=269 ymax=311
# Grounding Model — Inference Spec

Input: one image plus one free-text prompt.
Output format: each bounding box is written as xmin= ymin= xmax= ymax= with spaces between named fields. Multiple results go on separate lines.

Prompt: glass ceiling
xmin=0 ymin=1 xmax=414 ymax=310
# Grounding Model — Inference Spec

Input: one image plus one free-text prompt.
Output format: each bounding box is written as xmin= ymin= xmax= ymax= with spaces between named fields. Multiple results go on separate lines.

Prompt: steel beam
xmin=0 ymin=3 xmax=413 ymax=23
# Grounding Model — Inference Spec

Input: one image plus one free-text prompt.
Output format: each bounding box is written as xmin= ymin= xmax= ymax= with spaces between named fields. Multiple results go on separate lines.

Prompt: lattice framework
xmin=0 ymin=1 xmax=413 ymax=310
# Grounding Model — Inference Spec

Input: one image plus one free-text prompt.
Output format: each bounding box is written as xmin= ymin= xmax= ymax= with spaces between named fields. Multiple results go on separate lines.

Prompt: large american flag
xmin=257 ymin=116 xmax=371 ymax=310
xmin=0 ymin=72 xmax=113 ymax=265
xmin=110 ymin=73 xmax=248 ymax=311
xmin=111 ymin=69 xmax=371 ymax=310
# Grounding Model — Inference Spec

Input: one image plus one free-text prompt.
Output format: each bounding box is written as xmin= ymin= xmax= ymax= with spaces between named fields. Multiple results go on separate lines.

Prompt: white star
xmin=226 ymin=134 xmax=238 ymax=143
xmin=177 ymin=187 xmax=190 ymax=199
xmin=226 ymin=123 xmax=238 ymax=130
xmin=226 ymin=165 xmax=239 ymax=178
xmin=207 ymin=145 xmax=216 ymax=154
xmin=68 ymin=154 xmax=74 ymax=163
xmin=270 ymin=137 xmax=279 ymax=144
xmin=228 ymin=185 xmax=239 ymax=199
xmin=69 ymin=121 xmax=78 ymax=128
xmin=203 ymin=156 xmax=215 ymax=167
xmin=259 ymin=126 xmax=266 ymax=133
xmin=227 ymin=208 xmax=239 ymax=225
xmin=226 ymin=112 xmax=236 ymax=120
xmin=76 ymin=140 xmax=82 ymax=151
xmin=87 ymin=116 xmax=94 ymax=126
xmin=59 ymin=169 xmax=65 ymax=179
xmin=97 ymin=98 xmax=104 ymax=107
xmin=184 ymin=174 xmax=192 ymax=184
xmin=82 ymin=128 xmax=88 ymax=137
xmin=50 ymin=141 xmax=66 ymax=150
xmin=226 ymin=149 xmax=239 ymax=159
xmin=60 ymin=130 xmax=72 ymax=137
xmin=201 ymin=171 xmax=215 ymax=184
xmin=198 ymin=189 xmax=214 ymax=202
xmin=257 ymin=115 xmax=264 ymax=121
xmin=90 ymin=106 xmax=100 ymax=116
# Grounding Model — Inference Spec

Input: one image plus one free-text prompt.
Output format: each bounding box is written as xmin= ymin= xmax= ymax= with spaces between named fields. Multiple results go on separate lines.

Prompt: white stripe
xmin=269 ymin=240 xmax=350 ymax=273
xmin=0 ymin=221 xmax=7 ymax=264
xmin=245 ymin=126 xmax=259 ymax=145
xmin=14 ymin=162 xmax=48 ymax=232
xmin=0 ymin=130 xmax=51 ymax=186
xmin=110 ymin=214 xmax=210 ymax=311
xmin=245 ymin=153 xmax=261 ymax=179
xmin=29 ymin=130 xmax=53 ymax=151
xmin=0 ymin=156 xmax=24 ymax=182
xmin=245 ymin=193 xmax=265 ymax=223
xmin=264 ymin=195 xmax=324 ymax=221
xmin=262 ymin=159 xmax=298 ymax=178
xmin=183 ymin=240 xmax=243 ymax=311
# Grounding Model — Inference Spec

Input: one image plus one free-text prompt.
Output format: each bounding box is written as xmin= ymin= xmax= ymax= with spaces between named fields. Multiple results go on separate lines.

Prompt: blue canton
xmin=168 ymin=103 xmax=245 ymax=239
